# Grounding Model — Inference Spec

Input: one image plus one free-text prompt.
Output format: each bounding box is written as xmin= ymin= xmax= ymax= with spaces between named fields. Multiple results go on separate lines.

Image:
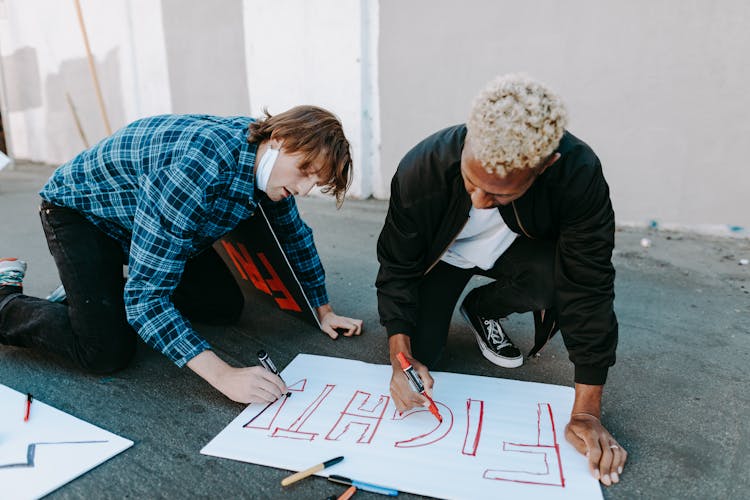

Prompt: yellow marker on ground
xmin=281 ymin=456 xmax=344 ymax=487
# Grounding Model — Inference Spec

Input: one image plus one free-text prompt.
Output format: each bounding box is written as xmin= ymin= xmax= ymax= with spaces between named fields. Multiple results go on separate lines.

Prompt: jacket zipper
xmin=512 ymin=201 xmax=533 ymax=239
xmin=545 ymin=319 xmax=557 ymax=344
xmin=424 ymin=218 xmax=469 ymax=275
xmin=530 ymin=311 xmax=558 ymax=357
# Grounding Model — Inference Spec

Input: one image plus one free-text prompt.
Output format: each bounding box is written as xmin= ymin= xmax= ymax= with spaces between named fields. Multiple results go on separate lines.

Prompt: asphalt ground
xmin=1 ymin=162 xmax=749 ymax=499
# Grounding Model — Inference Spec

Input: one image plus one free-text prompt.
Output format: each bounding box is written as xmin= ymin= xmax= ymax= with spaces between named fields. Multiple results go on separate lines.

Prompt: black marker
xmin=257 ymin=350 xmax=290 ymax=397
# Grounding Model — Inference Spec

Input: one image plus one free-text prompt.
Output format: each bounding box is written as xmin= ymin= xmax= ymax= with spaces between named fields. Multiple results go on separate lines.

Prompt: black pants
xmin=0 ymin=201 xmax=243 ymax=374
xmin=411 ymin=237 xmax=556 ymax=368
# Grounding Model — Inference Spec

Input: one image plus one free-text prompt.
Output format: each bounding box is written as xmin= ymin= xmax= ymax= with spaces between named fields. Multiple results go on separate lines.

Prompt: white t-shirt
xmin=440 ymin=206 xmax=518 ymax=270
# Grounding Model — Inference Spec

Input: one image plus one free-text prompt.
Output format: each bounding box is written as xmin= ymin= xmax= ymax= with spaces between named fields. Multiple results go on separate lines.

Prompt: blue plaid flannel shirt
xmin=40 ymin=114 xmax=328 ymax=367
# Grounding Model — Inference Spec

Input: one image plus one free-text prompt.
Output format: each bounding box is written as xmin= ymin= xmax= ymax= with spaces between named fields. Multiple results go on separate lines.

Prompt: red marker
xmin=337 ymin=485 xmax=357 ymax=500
xmin=24 ymin=393 xmax=32 ymax=422
xmin=396 ymin=352 xmax=442 ymax=422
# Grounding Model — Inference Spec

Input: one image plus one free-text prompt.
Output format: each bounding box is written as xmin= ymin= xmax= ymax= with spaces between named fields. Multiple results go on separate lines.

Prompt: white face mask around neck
xmin=255 ymin=145 xmax=279 ymax=192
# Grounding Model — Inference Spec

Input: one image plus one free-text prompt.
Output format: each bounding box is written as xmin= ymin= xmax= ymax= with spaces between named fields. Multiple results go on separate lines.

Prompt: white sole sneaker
xmin=460 ymin=305 xmax=524 ymax=369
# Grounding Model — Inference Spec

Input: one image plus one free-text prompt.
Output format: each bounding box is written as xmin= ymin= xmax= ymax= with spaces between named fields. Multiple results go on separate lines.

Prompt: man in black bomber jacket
xmin=376 ymin=74 xmax=627 ymax=486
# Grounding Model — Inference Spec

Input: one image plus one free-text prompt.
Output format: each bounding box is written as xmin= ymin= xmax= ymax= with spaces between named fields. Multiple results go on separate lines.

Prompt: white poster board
xmin=202 ymin=354 xmax=602 ymax=499
xmin=0 ymin=384 xmax=133 ymax=500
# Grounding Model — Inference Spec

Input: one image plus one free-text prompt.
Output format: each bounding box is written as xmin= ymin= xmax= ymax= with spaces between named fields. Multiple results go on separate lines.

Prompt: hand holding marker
xmin=396 ymin=352 xmax=442 ymax=422
xmin=257 ymin=350 xmax=290 ymax=398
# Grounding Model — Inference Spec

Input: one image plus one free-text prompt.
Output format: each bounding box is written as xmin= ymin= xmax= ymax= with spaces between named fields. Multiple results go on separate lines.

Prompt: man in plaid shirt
xmin=0 ymin=106 xmax=362 ymax=403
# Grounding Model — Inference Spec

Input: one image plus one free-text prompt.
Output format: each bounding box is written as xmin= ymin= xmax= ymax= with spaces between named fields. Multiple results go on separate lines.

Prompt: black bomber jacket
xmin=375 ymin=125 xmax=618 ymax=385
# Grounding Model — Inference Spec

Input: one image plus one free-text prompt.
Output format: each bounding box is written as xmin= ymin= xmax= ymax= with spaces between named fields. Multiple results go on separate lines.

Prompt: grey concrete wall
xmin=378 ymin=0 xmax=750 ymax=228
xmin=161 ymin=0 xmax=250 ymax=116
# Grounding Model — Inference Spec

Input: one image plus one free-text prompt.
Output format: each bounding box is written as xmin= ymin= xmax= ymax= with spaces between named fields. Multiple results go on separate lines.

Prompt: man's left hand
xmin=316 ymin=304 xmax=363 ymax=339
xmin=565 ymin=413 xmax=628 ymax=486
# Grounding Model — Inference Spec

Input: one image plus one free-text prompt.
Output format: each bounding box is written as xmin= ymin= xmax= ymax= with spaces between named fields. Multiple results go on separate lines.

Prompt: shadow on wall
xmin=44 ymin=49 xmax=125 ymax=163
xmin=161 ymin=0 xmax=250 ymax=115
xmin=2 ymin=46 xmax=43 ymax=111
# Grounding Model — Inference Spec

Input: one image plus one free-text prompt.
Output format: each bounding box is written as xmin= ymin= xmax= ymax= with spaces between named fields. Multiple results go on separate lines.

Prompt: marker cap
xmin=396 ymin=352 xmax=410 ymax=370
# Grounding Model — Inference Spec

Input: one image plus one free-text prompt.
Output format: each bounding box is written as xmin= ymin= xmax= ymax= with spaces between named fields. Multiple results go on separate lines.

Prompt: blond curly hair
xmin=467 ymin=74 xmax=568 ymax=176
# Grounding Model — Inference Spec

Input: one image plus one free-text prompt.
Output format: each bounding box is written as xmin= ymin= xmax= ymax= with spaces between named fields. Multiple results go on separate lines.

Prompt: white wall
xmin=241 ymin=0 xmax=378 ymax=198
xmin=378 ymin=0 xmax=750 ymax=230
xmin=0 ymin=0 xmax=171 ymax=164
xmin=161 ymin=0 xmax=251 ymax=116
xmin=0 ymin=0 xmax=378 ymax=198
xmin=3 ymin=1 xmax=748 ymax=229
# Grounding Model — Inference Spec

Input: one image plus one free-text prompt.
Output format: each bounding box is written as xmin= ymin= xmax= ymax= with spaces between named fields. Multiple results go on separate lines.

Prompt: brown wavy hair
xmin=248 ymin=105 xmax=353 ymax=206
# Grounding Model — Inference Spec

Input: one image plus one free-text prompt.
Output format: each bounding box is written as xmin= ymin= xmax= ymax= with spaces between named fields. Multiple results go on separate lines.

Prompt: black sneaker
xmin=459 ymin=294 xmax=523 ymax=368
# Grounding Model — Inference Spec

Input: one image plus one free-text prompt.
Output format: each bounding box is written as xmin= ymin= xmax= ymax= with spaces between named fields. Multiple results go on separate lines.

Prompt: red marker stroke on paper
xmin=24 ymin=393 xmax=33 ymax=422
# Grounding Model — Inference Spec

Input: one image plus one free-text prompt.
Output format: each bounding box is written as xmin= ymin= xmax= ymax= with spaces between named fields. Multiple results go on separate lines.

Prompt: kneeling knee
xmin=78 ymin=336 xmax=136 ymax=375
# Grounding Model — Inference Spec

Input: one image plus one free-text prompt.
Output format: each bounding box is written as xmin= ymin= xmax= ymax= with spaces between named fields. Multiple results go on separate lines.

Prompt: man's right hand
xmin=213 ymin=366 xmax=287 ymax=404
xmin=187 ymin=350 xmax=287 ymax=404
xmin=388 ymin=334 xmax=434 ymax=412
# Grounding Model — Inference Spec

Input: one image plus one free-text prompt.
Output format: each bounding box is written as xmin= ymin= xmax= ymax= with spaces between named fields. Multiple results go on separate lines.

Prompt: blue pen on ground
xmin=328 ymin=475 xmax=398 ymax=496
xmin=257 ymin=349 xmax=291 ymax=397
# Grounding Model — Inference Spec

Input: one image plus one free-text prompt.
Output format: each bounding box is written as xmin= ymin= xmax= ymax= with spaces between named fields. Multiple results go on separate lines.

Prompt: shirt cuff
xmin=574 ymin=364 xmax=609 ymax=385
xmin=166 ymin=337 xmax=212 ymax=368
xmin=306 ymin=284 xmax=329 ymax=308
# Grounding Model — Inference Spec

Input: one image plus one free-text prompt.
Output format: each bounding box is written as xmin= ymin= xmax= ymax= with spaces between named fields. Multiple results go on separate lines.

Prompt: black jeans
xmin=411 ymin=237 xmax=556 ymax=368
xmin=0 ymin=201 xmax=243 ymax=374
